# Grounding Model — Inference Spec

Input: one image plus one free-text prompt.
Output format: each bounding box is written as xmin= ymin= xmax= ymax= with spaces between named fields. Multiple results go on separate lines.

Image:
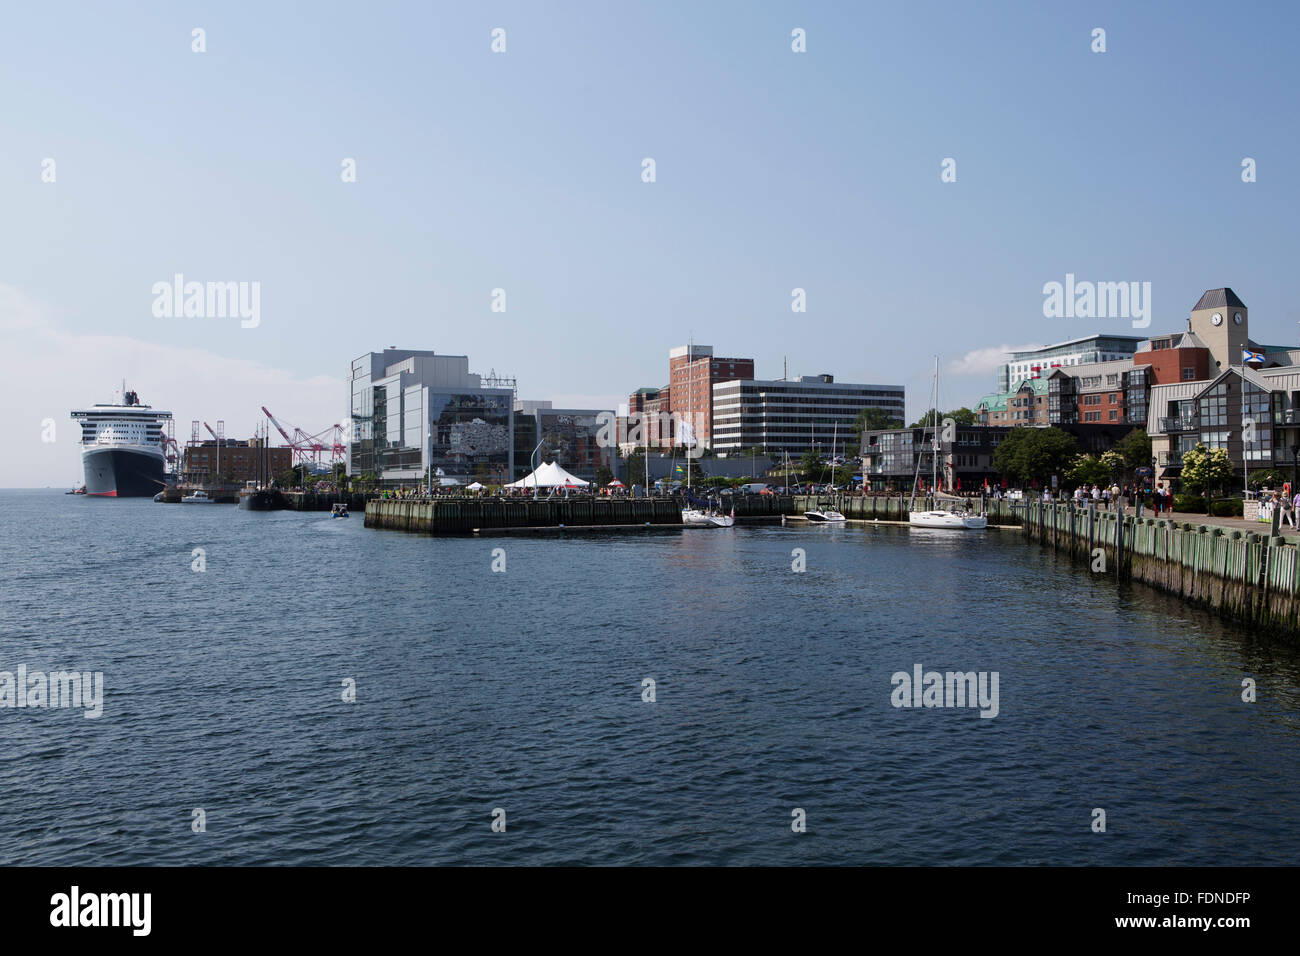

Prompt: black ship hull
xmin=238 ymin=489 xmax=286 ymax=510
xmin=82 ymin=447 xmax=165 ymax=497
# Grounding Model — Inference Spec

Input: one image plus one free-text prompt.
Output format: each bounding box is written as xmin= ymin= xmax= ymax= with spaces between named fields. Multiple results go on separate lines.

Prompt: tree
xmin=856 ymin=407 xmax=904 ymax=435
xmin=1112 ymin=428 xmax=1152 ymax=474
xmin=992 ymin=427 xmax=1079 ymax=487
xmin=910 ymin=407 xmax=977 ymax=429
xmin=1250 ymin=467 xmax=1287 ymax=489
xmin=622 ymin=449 xmax=648 ymax=489
xmin=1066 ymin=453 xmax=1110 ymax=488
xmin=799 ymin=451 xmax=823 ymax=481
xmin=594 ymin=465 xmax=614 ymax=487
xmin=1181 ymin=443 xmax=1233 ymax=498
xmin=1100 ymin=450 xmax=1125 ymax=481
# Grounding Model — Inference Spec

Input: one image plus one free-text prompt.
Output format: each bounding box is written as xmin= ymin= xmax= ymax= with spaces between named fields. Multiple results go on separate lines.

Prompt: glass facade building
xmin=513 ymin=400 xmax=615 ymax=482
xmin=348 ymin=350 xmax=513 ymax=486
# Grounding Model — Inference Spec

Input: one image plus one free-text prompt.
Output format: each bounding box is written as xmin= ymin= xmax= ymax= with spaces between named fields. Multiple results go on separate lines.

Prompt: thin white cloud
xmin=3 ymin=284 xmax=345 ymax=488
xmin=946 ymin=343 xmax=1044 ymax=378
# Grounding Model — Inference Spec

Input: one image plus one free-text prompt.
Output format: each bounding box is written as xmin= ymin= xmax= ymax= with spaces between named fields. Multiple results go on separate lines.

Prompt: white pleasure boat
xmin=908 ymin=507 xmax=987 ymax=530
xmin=804 ymin=424 xmax=848 ymax=523
xmin=907 ymin=356 xmax=987 ymax=532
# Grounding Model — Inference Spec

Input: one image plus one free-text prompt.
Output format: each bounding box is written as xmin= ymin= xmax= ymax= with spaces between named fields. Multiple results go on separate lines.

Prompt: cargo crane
xmin=261 ymin=407 xmax=346 ymax=466
xmin=201 ymin=421 xmax=225 ymax=481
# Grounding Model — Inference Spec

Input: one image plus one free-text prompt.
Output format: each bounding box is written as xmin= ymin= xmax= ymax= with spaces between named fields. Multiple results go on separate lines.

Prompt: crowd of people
xmin=1255 ymin=489 xmax=1300 ymax=527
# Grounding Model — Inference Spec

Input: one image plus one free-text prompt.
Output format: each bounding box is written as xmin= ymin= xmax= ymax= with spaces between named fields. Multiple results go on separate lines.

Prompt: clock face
xmin=1211 ymin=313 xmax=1223 ymax=326
xmin=1234 ymin=312 xmax=1243 ymax=325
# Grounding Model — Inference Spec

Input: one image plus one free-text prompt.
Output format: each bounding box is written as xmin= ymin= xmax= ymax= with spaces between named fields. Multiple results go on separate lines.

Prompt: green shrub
xmin=1209 ymin=498 xmax=1244 ymax=517
xmin=1174 ymin=494 xmax=1207 ymax=514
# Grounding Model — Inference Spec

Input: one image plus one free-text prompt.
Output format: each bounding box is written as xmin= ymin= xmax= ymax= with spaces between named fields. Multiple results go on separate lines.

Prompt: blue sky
xmin=3 ymin=1 xmax=1298 ymax=484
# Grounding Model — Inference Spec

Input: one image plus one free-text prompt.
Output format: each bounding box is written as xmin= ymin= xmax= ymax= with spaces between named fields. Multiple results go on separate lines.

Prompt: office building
xmin=668 ymin=345 xmax=754 ymax=449
xmin=712 ymin=375 xmax=905 ymax=458
xmin=347 ymin=349 xmax=514 ymax=486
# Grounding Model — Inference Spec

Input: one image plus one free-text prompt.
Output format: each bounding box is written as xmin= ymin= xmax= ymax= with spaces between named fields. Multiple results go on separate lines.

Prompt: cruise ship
xmin=71 ymin=387 xmax=174 ymax=497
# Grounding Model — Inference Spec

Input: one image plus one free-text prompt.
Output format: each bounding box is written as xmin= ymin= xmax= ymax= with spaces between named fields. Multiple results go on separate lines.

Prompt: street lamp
xmin=531 ymin=439 xmax=545 ymax=501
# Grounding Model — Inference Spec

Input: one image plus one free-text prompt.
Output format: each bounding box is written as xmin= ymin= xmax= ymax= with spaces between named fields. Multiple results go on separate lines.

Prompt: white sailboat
xmin=908 ymin=356 xmax=987 ymax=531
xmin=805 ymin=422 xmax=846 ymax=522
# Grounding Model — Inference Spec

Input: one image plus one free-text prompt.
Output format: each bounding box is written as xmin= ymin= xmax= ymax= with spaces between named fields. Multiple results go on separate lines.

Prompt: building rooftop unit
xmin=350 ymin=348 xmax=487 ymax=390
xmin=1006 ymin=333 xmax=1147 ymax=362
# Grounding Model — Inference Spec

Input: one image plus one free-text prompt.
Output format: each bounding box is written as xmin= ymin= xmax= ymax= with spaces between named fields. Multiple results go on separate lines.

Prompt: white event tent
xmin=506 ymin=461 xmax=590 ymax=489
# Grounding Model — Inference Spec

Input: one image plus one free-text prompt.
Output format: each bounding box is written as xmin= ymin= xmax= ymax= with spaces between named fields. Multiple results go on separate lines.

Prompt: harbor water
xmin=2 ymin=488 xmax=1299 ymax=865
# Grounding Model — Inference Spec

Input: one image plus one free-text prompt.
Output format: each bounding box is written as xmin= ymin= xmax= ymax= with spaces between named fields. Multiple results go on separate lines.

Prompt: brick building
xmin=183 ymin=438 xmax=291 ymax=483
xmin=668 ymin=345 xmax=754 ymax=449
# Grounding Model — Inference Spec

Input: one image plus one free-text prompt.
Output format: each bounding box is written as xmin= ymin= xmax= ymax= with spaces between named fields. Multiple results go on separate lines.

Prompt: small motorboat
xmin=805 ymin=509 xmax=846 ymax=523
xmin=331 ymin=503 xmax=349 ymax=518
xmin=181 ymin=490 xmax=215 ymax=504
xmin=908 ymin=509 xmax=987 ymax=530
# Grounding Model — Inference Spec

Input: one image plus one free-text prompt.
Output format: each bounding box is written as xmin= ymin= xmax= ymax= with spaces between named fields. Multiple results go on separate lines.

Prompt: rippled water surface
xmin=2 ymin=489 xmax=1299 ymax=865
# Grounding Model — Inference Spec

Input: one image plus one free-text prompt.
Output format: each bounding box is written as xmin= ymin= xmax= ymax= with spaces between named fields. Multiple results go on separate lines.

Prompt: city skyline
xmin=6 ymin=0 xmax=1300 ymax=486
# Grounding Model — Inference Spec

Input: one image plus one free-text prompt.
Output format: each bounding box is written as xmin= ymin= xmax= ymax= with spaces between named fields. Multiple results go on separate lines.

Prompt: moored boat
xmin=70 ymin=385 xmax=174 ymax=498
xmin=804 ymin=424 xmax=848 ymax=524
xmin=908 ymin=509 xmax=987 ymax=530
xmin=907 ymin=356 xmax=987 ymax=532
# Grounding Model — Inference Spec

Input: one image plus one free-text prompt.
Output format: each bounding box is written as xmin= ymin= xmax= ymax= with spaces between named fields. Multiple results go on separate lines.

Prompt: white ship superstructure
xmin=70 ymin=387 xmax=174 ymax=497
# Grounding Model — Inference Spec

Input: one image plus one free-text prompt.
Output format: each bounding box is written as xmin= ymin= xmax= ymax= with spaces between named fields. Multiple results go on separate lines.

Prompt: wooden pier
xmin=365 ymin=496 xmax=683 ymax=533
xmin=362 ymin=492 xmax=1022 ymax=534
xmin=1022 ymin=497 xmax=1300 ymax=639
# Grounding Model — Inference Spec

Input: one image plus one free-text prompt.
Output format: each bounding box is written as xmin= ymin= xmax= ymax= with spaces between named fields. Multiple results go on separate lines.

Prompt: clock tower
xmin=1188 ymin=288 xmax=1248 ymax=372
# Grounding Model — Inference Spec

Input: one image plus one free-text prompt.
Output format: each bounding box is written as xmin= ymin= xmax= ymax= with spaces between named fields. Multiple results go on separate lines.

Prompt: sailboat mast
xmin=932 ymin=355 xmax=939 ymax=494
xmin=686 ymin=340 xmax=691 ymax=493
xmin=831 ymin=422 xmax=837 ymax=492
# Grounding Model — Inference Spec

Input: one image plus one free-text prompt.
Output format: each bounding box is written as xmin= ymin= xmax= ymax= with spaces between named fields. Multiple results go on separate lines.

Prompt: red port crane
xmin=262 ymin=407 xmax=346 ymax=465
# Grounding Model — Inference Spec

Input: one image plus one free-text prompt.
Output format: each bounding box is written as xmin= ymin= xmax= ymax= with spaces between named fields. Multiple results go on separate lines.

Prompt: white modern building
xmin=999 ymin=335 xmax=1146 ymax=392
xmin=712 ymin=375 xmax=905 ymax=458
xmin=347 ymin=349 xmax=514 ymax=486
